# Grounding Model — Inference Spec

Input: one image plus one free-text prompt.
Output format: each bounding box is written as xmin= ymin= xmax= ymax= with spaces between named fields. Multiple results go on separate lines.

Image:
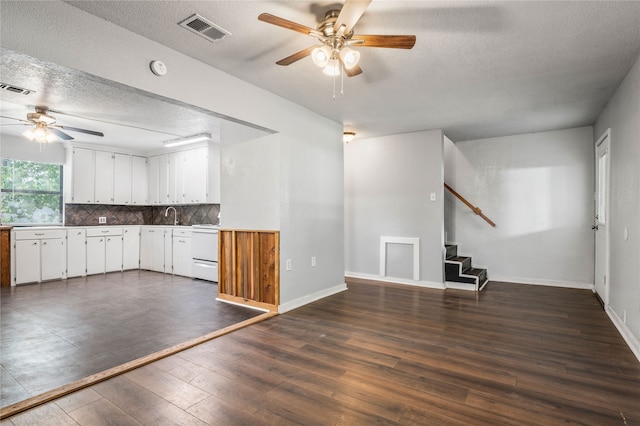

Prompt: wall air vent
xmin=178 ymin=13 xmax=231 ymax=42
xmin=0 ymin=83 xmax=35 ymax=95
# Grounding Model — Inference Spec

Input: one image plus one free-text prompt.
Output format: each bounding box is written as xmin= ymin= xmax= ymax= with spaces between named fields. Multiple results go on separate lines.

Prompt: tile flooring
xmin=0 ymin=270 xmax=260 ymax=408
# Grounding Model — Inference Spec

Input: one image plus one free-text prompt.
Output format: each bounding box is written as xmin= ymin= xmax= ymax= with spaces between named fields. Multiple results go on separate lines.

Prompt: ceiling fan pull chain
xmin=341 ymin=62 xmax=345 ymax=95
xmin=332 ymin=72 xmax=337 ymax=100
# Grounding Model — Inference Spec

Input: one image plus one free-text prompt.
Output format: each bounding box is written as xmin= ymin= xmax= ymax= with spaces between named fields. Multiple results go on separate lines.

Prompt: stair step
xmin=445 ymin=244 xmax=457 ymax=258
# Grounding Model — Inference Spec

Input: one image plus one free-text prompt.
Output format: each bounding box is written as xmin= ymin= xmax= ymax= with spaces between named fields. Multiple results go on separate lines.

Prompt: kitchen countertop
xmin=11 ymin=225 xmax=194 ymax=231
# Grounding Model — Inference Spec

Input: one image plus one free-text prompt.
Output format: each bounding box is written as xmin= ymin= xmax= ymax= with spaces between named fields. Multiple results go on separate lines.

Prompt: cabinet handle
xmin=35 ymin=233 xmax=44 ymax=236
xmin=101 ymin=230 xmax=109 ymax=233
xmin=77 ymin=232 xmax=82 ymax=235
xmin=43 ymin=241 xmax=47 ymax=245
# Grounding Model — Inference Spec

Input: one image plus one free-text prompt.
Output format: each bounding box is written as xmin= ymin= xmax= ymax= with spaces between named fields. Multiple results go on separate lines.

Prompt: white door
xmin=67 ymin=229 xmax=87 ymax=277
xmin=86 ymin=237 xmax=106 ymax=275
xmin=105 ymin=236 xmax=123 ymax=272
xmin=41 ymin=238 xmax=66 ymax=280
xmin=113 ymin=153 xmax=131 ymax=205
xmin=15 ymin=240 xmax=41 ymax=284
xmin=94 ymin=151 xmax=114 ymax=204
xmin=594 ymin=130 xmax=610 ymax=305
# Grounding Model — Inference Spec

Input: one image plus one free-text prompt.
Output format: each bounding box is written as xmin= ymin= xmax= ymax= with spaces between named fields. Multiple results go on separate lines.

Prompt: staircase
xmin=445 ymin=244 xmax=488 ymax=291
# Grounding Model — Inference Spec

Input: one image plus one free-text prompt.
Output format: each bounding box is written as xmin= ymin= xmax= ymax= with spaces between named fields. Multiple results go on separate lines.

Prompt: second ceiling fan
xmin=258 ymin=0 xmax=416 ymax=78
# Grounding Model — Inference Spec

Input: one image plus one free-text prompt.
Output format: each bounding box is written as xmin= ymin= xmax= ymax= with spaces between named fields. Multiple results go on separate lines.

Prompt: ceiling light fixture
xmin=163 ymin=133 xmax=211 ymax=148
xmin=23 ymin=122 xmax=59 ymax=144
xmin=343 ymin=131 xmax=356 ymax=143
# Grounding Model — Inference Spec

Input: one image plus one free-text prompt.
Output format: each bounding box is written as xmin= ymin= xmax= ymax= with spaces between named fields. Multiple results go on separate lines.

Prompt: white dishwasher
xmin=191 ymin=225 xmax=219 ymax=282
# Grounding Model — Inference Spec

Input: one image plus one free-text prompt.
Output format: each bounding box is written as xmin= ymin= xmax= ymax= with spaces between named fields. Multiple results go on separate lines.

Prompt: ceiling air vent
xmin=0 ymin=83 xmax=35 ymax=95
xmin=178 ymin=13 xmax=231 ymax=42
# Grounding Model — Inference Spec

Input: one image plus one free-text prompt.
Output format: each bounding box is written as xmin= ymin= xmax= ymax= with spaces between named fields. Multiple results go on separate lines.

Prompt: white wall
xmin=448 ymin=127 xmax=595 ymax=288
xmin=344 ymin=129 xmax=445 ymax=287
xmin=594 ymin=54 xmax=640 ymax=360
xmin=1 ymin=1 xmax=345 ymax=310
xmin=443 ymin=135 xmax=457 ymax=243
xmin=0 ymin=134 xmax=65 ymax=164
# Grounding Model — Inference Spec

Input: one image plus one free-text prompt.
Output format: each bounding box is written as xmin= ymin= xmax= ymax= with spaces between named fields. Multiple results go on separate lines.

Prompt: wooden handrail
xmin=444 ymin=183 xmax=496 ymax=227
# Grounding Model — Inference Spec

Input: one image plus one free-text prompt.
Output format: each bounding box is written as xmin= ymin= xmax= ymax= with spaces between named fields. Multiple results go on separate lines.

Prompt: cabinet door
xmin=15 ymin=240 xmax=40 ymax=284
xmin=131 ymin=156 xmax=147 ymax=205
xmin=122 ymin=227 xmax=140 ymax=270
xmin=41 ymin=238 xmax=66 ymax=281
xmin=67 ymin=229 xmax=86 ymax=278
xmin=157 ymin=154 xmax=169 ymax=205
xmin=113 ymin=153 xmax=131 ymax=205
xmin=147 ymin=156 xmax=159 ymax=205
xmin=151 ymin=229 xmax=165 ymax=272
xmin=105 ymin=236 xmax=123 ymax=272
xmin=71 ymin=148 xmax=94 ymax=204
xmin=139 ymin=228 xmax=153 ymax=270
xmin=169 ymin=151 xmax=186 ymax=204
xmin=184 ymin=147 xmax=207 ymax=204
xmin=164 ymin=229 xmax=173 ymax=273
xmin=94 ymin=151 xmax=115 ymax=204
xmin=86 ymin=237 xmax=106 ymax=275
xmin=173 ymin=237 xmax=192 ymax=277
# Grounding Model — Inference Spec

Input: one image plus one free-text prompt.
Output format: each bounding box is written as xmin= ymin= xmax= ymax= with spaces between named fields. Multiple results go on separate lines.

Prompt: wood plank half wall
xmin=218 ymin=229 xmax=280 ymax=312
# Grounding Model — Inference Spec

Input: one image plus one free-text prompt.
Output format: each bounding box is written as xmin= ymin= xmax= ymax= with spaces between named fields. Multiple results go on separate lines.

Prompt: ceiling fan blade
xmin=276 ymin=46 xmax=316 ymax=66
xmin=0 ymin=115 xmax=31 ymax=124
xmin=350 ymin=34 xmax=416 ymax=49
xmin=258 ymin=13 xmax=322 ymax=38
xmin=334 ymin=0 xmax=372 ymax=35
xmin=54 ymin=125 xmax=104 ymax=137
xmin=49 ymin=127 xmax=75 ymax=141
xmin=344 ymin=63 xmax=363 ymax=78
xmin=0 ymin=123 xmax=30 ymax=127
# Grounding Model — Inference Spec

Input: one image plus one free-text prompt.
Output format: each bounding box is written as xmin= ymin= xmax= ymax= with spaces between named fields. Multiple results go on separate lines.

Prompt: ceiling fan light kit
xmin=258 ymin=0 xmax=415 ymax=96
xmin=23 ymin=123 xmax=58 ymax=144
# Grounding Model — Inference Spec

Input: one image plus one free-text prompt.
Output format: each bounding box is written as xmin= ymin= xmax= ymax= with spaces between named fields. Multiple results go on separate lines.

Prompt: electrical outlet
xmin=286 ymin=259 xmax=292 ymax=271
xmin=311 ymin=256 xmax=317 ymax=267
xmin=99 ymin=217 xmax=106 ymax=224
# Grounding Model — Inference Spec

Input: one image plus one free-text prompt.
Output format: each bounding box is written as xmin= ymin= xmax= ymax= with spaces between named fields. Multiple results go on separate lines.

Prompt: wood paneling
xmin=0 ymin=226 xmax=12 ymax=287
xmin=218 ymin=229 xmax=279 ymax=311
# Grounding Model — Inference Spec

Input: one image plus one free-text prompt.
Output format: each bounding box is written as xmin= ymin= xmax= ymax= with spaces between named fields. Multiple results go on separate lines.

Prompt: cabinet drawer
xmin=86 ymin=228 xmax=123 ymax=237
xmin=14 ymin=229 xmax=66 ymax=240
xmin=173 ymin=229 xmax=192 ymax=238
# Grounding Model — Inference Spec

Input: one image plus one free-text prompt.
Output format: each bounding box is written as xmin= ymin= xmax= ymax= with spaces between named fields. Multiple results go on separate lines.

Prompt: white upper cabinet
xmin=113 ymin=153 xmax=131 ymax=204
xmin=68 ymin=147 xmax=94 ymax=204
xmin=94 ymin=151 xmax=114 ymax=204
xmin=131 ymin=156 xmax=147 ymax=205
xmin=184 ymin=147 xmax=208 ymax=204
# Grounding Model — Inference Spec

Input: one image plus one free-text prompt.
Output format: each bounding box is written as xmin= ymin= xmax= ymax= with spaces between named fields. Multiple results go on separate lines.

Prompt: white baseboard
xmin=445 ymin=281 xmax=476 ymax=291
xmin=278 ymin=283 xmax=348 ymax=314
xmin=606 ymin=305 xmax=640 ymax=363
xmin=345 ymin=271 xmax=445 ymax=290
xmin=490 ymin=274 xmax=594 ymax=290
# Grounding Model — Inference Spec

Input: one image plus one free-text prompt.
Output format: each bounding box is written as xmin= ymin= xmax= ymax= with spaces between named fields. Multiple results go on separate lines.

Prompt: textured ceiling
xmin=1 ymin=1 xmax=640 ymax=148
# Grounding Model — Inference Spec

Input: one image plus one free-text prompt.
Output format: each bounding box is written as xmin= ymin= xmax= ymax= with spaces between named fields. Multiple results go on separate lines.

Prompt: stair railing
xmin=444 ymin=183 xmax=496 ymax=227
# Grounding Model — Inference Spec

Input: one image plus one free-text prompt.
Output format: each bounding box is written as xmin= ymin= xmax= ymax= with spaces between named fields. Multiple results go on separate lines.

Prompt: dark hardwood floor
xmin=0 ymin=270 xmax=261 ymax=409
xmin=3 ymin=278 xmax=639 ymax=425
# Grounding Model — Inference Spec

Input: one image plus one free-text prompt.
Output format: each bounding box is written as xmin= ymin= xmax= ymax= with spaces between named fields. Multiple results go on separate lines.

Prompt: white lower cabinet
xmin=13 ymin=230 xmax=66 ymax=284
xmin=122 ymin=227 xmax=140 ymax=270
xmin=86 ymin=228 xmax=123 ymax=274
xmin=67 ymin=229 xmax=87 ymax=277
xmin=140 ymin=227 xmax=165 ymax=272
xmin=164 ymin=228 xmax=173 ymax=273
xmin=172 ymin=229 xmax=192 ymax=277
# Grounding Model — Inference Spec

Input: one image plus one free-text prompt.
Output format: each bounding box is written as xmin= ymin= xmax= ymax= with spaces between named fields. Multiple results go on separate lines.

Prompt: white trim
xmin=346 ymin=271 xmax=444 ymax=289
xmin=379 ymin=236 xmax=420 ymax=280
xmin=445 ymin=281 xmax=476 ymax=291
xmin=490 ymin=274 xmax=594 ymax=290
xmin=277 ymin=283 xmax=348 ymax=314
xmin=606 ymin=305 xmax=640 ymax=363
xmin=594 ymin=128 xmax=611 ymax=306
xmin=215 ymin=298 xmax=271 ymax=313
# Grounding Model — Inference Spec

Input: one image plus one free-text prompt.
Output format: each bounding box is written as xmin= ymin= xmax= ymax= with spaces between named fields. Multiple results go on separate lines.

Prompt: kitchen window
xmin=1 ymin=158 xmax=63 ymax=225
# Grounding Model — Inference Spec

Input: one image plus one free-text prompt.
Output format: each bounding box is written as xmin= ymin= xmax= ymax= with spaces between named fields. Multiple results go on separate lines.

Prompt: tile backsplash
xmin=65 ymin=204 xmax=220 ymax=227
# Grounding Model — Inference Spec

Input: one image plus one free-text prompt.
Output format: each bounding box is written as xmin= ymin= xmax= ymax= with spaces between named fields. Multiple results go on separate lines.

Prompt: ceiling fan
xmin=0 ymin=106 xmax=104 ymax=143
xmin=258 ymin=0 xmax=416 ymax=78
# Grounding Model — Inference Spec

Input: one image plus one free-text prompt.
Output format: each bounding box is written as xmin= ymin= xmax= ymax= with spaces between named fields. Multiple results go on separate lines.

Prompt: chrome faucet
xmin=164 ymin=206 xmax=178 ymax=226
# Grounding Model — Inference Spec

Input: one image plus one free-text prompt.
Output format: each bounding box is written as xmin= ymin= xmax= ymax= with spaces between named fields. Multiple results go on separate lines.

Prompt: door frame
xmin=594 ymin=128 xmax=611 ymax=306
